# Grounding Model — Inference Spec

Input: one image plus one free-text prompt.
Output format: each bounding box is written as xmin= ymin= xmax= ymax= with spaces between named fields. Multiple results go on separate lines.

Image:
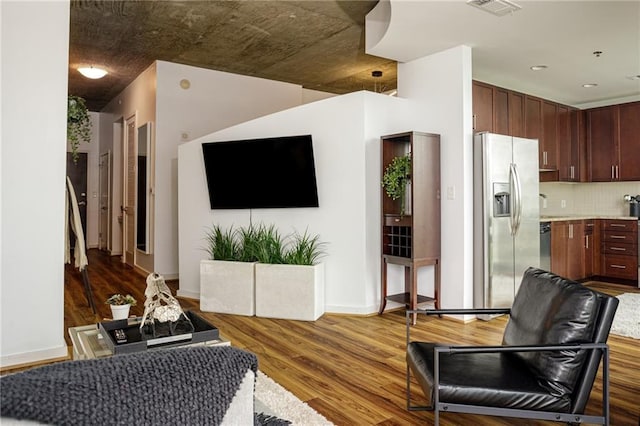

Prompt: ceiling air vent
xmin=467 ymin=0 xmax=521 ymax=16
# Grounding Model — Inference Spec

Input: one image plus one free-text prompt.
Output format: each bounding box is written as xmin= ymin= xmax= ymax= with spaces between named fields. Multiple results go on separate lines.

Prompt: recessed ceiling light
xmin=78 ymin=66 xmax=107 ymax=79
xmin=530 ymin=65 xmax=548 ymax=71
xmin=582 ymin=83 xmax=598 ymax=88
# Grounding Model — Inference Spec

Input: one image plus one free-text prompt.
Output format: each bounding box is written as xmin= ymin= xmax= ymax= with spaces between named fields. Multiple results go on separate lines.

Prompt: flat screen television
xmin=202 ymin=135 xmax=319 ymax=209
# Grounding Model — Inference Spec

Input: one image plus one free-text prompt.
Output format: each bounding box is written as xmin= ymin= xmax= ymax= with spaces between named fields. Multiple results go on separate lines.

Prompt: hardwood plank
xmin=52 ymin=250 xmax=640 ymax=425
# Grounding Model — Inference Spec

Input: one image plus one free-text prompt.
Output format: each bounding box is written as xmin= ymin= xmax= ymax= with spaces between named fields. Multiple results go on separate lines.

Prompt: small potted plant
xmin=382 ymin=152 xmax=411 ymax=216
xmin=105 ymin=294 xmax=137 ymax=320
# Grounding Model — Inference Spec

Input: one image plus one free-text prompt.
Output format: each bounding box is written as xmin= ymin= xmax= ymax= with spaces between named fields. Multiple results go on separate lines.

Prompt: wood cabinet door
xmin=550 ymin=221 xmax=568 ymax=277
xmin=587 ymin=106 xmax=617 ymax=181
xmin=618 ymin=101 xmax=640 ymax=181
xmin=473 ymin=81 xmax=494 ymax=133
xmin=572 ymin=109 xmax=587 ymax=182
xmin=525 ymin=96 xmax=543 ymax=165
xmin=509 ymin=91 xmax=526 ymax=137
xmin=566 ymin=222 xmax=584 ymax=280
xmin=541 ymin=101 xmax=558 ymax=170
xmin=494 ymin=88 xmax=510 ymax=135
xmin=557 ymin=105 xmax=572 ymax=180
xmin=583 ymin=223 xmax=594 ymax=278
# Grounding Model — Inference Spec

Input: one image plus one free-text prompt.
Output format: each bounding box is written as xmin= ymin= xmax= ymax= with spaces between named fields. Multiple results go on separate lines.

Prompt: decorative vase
xmin=110 ymin=304 xmax=131 ymax=320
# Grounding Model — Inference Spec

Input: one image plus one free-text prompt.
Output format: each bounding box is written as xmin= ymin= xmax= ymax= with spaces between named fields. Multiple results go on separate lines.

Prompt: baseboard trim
xmin=1 ymin=345 xmax=69 ymax=371
xmin=177 ymin=289 xmax=200 ymax=300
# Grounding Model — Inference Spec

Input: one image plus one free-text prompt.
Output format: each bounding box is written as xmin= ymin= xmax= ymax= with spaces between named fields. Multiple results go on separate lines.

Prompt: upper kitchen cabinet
xmin=508 ymin=91 xmax=526 ymax=138
xmin=558 ymin=106 xmax=584 ymax=182
xmin=494 ymin=87 xmax=509 ymax=135
xmin=618 ymin=102 xmax=640 ymax=181
xmin=540 ymin=100 xmax=558 ymax=171
xmin=472 ymin=81 xmax=525 ymax=137
xmin=524 ymin=95 xmax=542 ymax=142
xmin=587 ymin=101 xmax=640 ymax=182
xmin=473 ymin=81 xmax=494 ymax=133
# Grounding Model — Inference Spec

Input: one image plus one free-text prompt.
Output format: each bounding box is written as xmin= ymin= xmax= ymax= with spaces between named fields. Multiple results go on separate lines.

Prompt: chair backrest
xmin=502 ymin=268 xmax=618 ymax=409
xmin=570 ymin=291 xmax=618 ymax=413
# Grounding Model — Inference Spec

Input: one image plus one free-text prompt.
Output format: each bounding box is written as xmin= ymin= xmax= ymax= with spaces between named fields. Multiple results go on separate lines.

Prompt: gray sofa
xmin=1 ymin=346 xmax=257 ymax=425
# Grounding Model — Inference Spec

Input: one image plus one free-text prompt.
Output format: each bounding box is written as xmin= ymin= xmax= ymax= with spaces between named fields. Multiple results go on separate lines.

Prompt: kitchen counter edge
xmin=540 ymin=215 xmax=639 ymax=222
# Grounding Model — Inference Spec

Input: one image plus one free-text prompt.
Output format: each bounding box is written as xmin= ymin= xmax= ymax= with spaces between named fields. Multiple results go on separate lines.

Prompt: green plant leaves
xmin=382 ymin=153 xmax=411 ymax=214
xmin=67 ymin=95 xmax=92 ymax=163
xmin=204 ymin=224 xmax=326 ymax=265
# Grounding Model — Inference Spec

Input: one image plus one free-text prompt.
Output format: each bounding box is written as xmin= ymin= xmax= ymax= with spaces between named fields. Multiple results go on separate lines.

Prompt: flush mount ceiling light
xmin=78 ymin=66 xmax=107 ymax=79
xmin=530 ymin=65 xmax=548 ymax=71
xmin=582 ymin=83 xmax=598 ymax=88
xmin=467 ymin=0 xmax=521 ymax=17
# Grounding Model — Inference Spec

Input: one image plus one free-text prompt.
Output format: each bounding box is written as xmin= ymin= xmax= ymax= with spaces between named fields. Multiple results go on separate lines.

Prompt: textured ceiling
xmin=69 ymin=0 xmax=397 ymax=111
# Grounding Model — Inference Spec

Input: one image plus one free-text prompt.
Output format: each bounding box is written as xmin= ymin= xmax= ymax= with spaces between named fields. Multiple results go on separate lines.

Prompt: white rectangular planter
xmin=255 ymin=263 xmax=325 ymax=321
xmin=200 ymin=260 xmax=255 ymax=316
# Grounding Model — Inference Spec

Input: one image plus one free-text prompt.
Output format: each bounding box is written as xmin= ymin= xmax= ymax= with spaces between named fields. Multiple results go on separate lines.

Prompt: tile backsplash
xmin=540 ymin=181 xmax=640 ymax=216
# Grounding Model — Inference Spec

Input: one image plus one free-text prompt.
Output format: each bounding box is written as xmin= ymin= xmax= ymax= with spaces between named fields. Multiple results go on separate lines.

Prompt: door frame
xmin=123 ymin=114 xmax=137 ymax=267
xmin=98 ymin=151 xmax=111 ymax=252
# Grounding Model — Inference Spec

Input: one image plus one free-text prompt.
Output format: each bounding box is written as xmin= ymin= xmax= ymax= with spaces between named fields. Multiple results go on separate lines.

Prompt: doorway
xmin=66 ymin=152 xmax=88 ymax=242
xmin=98 ymin=151 xmax=111 ymax=252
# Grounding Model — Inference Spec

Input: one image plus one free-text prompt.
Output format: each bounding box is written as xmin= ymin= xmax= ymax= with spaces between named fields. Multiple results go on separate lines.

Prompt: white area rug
xmin=255 ymin=371 xmax=334 ymax=425
xmin=610 ymin=293 xmax=640 ymax=339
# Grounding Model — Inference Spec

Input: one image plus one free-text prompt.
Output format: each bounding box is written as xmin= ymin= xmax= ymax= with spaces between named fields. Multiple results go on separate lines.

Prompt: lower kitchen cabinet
xmin=551 ymin=220 xmax=586 ymax=281
xmin=600 ymin=219 xmax=638 ymax=281
xmin=583 ymin=220 xmax=595 ymax=277
xmin=550 ymin=218 xmax=638 ymax=283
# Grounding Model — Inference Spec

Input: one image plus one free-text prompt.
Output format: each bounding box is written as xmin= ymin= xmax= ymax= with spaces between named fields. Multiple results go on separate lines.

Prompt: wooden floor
xmin=59 ymin=250 xmax=640 ymax=425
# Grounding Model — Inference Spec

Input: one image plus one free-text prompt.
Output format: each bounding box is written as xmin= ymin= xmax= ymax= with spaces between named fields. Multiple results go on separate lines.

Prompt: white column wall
xmin=1 ymin=0 xmax=70 ymax=367
xmin=398 ymin=46 xmax=475 ymax=309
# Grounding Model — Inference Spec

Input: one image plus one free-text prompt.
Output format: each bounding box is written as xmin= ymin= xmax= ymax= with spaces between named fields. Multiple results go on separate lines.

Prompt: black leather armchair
xmin=406 ymin=267 xmax=619 ymax=425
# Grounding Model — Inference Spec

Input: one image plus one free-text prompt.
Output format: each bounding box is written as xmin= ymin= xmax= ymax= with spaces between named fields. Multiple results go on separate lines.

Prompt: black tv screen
xmin=202 ymin=135 xmax=319 ymax=209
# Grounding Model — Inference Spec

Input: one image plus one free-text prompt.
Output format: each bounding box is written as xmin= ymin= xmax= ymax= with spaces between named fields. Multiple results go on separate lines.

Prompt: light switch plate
xmin=447 ymin=186 xmax=455 ymax=200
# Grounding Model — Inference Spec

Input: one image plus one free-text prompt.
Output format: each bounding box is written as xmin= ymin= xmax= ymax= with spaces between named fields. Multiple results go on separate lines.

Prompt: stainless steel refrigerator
xmin=474 ymin=132 xmax=540 ymax=311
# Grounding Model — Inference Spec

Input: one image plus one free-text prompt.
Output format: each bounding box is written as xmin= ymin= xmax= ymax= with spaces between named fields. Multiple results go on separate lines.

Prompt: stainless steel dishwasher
xmin=540 ymin=222 xmax=551 ymax=271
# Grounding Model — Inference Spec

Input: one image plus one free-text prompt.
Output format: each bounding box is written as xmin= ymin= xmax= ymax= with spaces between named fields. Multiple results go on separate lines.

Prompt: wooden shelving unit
xmin=378 ymin=131 xmax=441 ymax=324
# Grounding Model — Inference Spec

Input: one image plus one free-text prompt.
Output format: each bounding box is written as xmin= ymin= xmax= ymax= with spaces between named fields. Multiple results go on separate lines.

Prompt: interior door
xmin=66 ymin=152 xmax=88 ymax=246
xmin=123 ymin=116 xmax=136 ymax=267
xmin=98 ymin=152 xmax=111 ymax=251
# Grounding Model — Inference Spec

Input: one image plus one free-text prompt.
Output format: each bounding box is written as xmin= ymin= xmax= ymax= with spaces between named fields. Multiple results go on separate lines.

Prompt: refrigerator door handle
xmin=510 ymin=163 xmax=522 ymax=236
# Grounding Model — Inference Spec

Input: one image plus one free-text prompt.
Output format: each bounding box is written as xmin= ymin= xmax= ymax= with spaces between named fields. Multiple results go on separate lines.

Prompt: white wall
xmin=102 ymin=63 xmax=157 ymax=274
xmin=398 ymin=46 xmax=475 ymax=310
xmin=1 ymin=0 xmax=70 ymax=367
xmin=99 ymin=61 xmax=332 ymax=280
xmin=178 ymin=91 xmax=446 ymax=313
xmin=153 ymin=61 xmax=310 ymax=278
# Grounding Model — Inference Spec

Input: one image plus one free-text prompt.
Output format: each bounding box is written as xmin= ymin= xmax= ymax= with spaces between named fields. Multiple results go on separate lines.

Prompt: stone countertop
xmin=539 ymin=215 xmax=639 ymax=222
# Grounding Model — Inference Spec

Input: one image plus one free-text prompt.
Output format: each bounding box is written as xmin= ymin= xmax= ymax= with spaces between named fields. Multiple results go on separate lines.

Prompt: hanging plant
xmin=67 ymin=95 xmax=91 ymax=163
xmin=382 ymin=153 xmax=411 ymax=215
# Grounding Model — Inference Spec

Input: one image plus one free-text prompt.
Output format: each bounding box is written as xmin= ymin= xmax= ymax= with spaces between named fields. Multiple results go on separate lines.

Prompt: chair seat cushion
xmin=407 ymin=342 xmax=571 ymax=412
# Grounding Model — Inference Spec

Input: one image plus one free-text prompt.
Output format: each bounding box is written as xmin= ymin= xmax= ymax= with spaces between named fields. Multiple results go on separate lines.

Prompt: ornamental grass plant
xmin=204 ymin=223 xmax=326 ymax=266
